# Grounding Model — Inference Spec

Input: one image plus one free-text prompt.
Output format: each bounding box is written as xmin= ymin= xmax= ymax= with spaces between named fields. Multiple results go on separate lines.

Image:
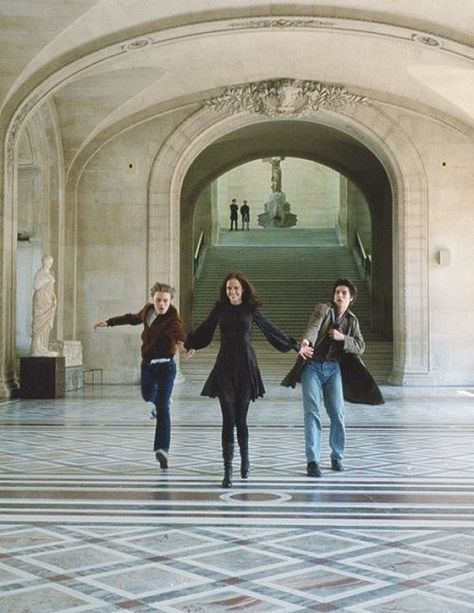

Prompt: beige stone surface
xmin=1 ymin=1 xmax=474 ymax=396
xmin=49 ymin=340 xmax=83 ymax=367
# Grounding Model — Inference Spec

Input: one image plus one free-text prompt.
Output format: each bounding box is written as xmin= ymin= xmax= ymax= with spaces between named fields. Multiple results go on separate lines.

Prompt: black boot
xmin=222 ymin=463 xmax=233 ymax=488
xmin=222 ymin=442 xmax=234 ymax=488
xmin=240 ymin=447 xmax=249 ymax=479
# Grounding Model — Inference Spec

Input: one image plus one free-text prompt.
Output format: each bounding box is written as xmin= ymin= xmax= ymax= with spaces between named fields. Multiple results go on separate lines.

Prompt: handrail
xmin=194 ymin=230 xmax=204 ymax=261
xmin=193 ymin=231 xmax=205 ymax=276
xmin=354 ymin=229 xmax=367 ymax=261
xmin=353 ymin=228 xmax=371 ymax=278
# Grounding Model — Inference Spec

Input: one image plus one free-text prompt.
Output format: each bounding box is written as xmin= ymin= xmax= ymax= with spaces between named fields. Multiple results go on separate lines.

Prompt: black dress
xmin=186 ymin=302 xmax=297 ymax=403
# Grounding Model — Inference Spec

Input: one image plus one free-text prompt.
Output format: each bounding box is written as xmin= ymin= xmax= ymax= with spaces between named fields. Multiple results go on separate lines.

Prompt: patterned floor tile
xmin=414 ymin=533 xmax=474 ymax=560
xmin=21 ymin=543 xmax=137 ymax=573
xmin=0 ymin=382 xmax=474 ymax=611
xmin=346 ymin=547 xmax=466 ymax=579
xmin=183 ymin=544 xmax=298 ymax=576
xmin=0 ymin=584 xmax=105 ymax=612
xmin=268 ymin=532 xmax=370 ymax=557
xmin=0 ymin=561 xmax=38 ymax=587
xmin=155 ymin=585 xmax=302 ymax=612
xmin=256 ymin=565 xmax=388 ymax=604
xmin=0 ymin=527 xmax=75 ymax=553
xmin=80 ymin=562 xmax=212 ymax=599
xmin=346 ymin=588 xmax=474 ymax=612
xmin=114 ymin=528 xmax=222 ymax=555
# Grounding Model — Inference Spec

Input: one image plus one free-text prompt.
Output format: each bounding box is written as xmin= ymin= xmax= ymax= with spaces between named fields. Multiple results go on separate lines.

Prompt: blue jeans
xmin=301 ymin=360 xmax=345 ymax=463
xmin=141 ymin=359 xmax=176 ymax=452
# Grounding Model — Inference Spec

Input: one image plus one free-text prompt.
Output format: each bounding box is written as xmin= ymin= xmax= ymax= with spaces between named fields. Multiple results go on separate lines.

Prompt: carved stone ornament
xmin=234 ymin=18 xmax=334 ymax=29
xmin=204 ymin=79 xmax=368 ymax=117
xmin=6 ymin=97 xmax=38 ymax=165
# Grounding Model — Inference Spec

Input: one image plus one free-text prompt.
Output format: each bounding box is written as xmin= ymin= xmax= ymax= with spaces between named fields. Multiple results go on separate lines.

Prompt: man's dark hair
xmin=332 ymin=278 xmax=358 ymax=301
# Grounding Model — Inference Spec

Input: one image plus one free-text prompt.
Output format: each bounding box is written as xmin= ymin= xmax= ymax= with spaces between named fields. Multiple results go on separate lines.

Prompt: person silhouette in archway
xmin=229 ymin=198 xmax=239 ymax=230
xmin=240 ymin=200 xmax=250 ymax=230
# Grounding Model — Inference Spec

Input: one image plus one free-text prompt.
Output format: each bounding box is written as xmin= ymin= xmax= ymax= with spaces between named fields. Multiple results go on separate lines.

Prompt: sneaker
xmin=155 ymin=449 xmax=168 ymax=469
xmin=307 ymin=461 xmax=322 ymax=477
xmin=331 ymin=458 xmax=344 ymax=472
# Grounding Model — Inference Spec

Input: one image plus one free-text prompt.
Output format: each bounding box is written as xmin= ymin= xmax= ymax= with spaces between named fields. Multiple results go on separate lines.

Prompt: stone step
xmin=187 ymin=231 xmax=392 ymax=383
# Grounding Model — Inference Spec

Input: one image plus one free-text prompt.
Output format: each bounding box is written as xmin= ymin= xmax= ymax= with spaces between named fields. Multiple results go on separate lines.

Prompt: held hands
xmin=94 ymin=321 xmax=108 ymax=330
xmin=298 ymin=339 xmax=314 ymax=360
xmin=328 ymin=328 xmax=345 ymax=342
xmin=177 ymin=341 xmax=195 ymax=359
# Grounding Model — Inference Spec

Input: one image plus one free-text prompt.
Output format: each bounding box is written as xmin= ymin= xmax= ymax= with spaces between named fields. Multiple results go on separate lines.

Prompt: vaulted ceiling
xmin=2 ymin=0 xmax=473 ymax=179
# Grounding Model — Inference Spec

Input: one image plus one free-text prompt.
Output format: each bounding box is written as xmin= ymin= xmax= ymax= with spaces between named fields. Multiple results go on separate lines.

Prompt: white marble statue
xmin=258 ymin=157 xmax=297 ymax=228
xmin=263 ymin=156 xmax=284 ymax=193
xmin=30 ymin=255 xmax=58 ymax=357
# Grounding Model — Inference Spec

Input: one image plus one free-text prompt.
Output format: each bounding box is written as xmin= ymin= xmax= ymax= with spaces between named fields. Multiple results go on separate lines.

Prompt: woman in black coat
xmin=185 ymin=271 xmax=298 ymax=487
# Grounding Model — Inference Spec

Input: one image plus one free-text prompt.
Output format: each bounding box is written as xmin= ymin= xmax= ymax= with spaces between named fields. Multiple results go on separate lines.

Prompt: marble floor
xmin=1 ymin=381 xmax=474 ymax=612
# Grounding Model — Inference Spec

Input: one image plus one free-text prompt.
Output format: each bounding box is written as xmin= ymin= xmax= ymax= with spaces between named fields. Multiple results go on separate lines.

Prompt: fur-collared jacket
xmin=106 ymin=303 xmax=186 ymax=363
xmin=281 ymin=303 xmax=384 ymax=405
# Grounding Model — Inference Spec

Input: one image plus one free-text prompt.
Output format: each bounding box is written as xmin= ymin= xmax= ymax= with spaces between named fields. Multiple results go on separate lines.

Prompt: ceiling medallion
xmin=411 ymin=33 xmax=442 ymax=47
xmin=204 ymin=79 xmax=368 ymax=117
xmin=121 ymin=38 xmax=153 ymax=52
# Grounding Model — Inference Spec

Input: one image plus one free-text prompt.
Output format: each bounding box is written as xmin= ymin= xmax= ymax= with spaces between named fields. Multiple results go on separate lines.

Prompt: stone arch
xmin=0 ymin=101 xmax=66 ymax=395
xmin=148 ymin=102 xmax=429 ymax=384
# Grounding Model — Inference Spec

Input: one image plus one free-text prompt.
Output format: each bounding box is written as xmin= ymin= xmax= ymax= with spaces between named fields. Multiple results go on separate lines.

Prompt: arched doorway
xmin=148 ymin=103 xmax=429 ymax=385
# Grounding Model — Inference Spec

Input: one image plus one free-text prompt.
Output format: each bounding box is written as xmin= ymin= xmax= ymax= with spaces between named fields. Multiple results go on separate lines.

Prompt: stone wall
xmin=77 ymin=113 xmax=189 ymax=384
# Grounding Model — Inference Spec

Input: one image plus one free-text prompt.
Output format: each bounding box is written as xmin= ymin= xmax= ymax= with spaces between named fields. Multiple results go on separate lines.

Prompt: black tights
xmin=219 ymin=397 xmax=250 ymax=452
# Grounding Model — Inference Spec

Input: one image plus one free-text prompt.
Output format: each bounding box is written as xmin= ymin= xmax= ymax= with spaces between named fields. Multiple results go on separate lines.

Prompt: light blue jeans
xmin=301 ymin=360 xmax=345 ymax=463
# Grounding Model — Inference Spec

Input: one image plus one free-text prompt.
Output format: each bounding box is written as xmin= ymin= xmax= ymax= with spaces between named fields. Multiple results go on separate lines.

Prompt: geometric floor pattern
xmin=1 ymin=381 xmax=474 ymax=611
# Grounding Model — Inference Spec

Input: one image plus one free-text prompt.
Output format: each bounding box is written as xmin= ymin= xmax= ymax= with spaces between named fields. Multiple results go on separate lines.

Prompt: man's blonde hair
xmin=150 ymin=282 xmax=174 ymax=299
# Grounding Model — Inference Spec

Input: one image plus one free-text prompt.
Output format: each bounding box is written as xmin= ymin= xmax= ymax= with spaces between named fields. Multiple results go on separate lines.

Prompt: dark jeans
xmin=219 ymin=397 xmax=250 ymax=452
xmin=141 ymin=359 xmax=176 ymax=452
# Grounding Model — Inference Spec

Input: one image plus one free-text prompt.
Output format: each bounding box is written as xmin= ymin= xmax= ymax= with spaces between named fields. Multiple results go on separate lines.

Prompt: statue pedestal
xmin=20 ymin=356 xmax=65 ymax=399
xmin=258 ymin=191 xmax=297 ymax=228
xmin=49 ymin=340 xmax=83 ymax=391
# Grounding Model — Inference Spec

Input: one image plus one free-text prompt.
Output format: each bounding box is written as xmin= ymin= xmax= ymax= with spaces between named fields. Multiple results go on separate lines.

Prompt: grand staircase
xmin=180 ymin=229 xmax=392 ymax=384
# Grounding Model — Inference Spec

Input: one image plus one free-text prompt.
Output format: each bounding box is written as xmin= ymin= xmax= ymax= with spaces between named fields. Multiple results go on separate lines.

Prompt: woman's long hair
xmin=218 ymin=271 xmax=262 ymax=310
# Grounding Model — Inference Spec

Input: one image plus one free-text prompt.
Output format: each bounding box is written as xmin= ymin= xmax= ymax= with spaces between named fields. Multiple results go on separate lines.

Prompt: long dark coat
xmin=186 ymin=301 xmax=297 ymax=403
xmin=281 ymin=303 xmax=384 ymax=405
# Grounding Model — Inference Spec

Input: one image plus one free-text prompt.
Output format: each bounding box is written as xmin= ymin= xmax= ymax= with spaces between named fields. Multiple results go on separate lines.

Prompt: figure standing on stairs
xmin=240 ymin=200 xmax=250 ymax=230
xmin=184 ymin=271 xmax=298 ymax=488
xmin=281 ymin=278 xmax=384 ymax=478
xmin=229 ymin=198 xmax=239 ymax=231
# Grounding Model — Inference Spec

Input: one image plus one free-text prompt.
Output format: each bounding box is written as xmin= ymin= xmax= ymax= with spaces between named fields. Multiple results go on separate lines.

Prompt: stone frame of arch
xmin=148 ymin=104 xmax=430 ymax=385
xmin=0 ymin=102 xmax=66 ymax=397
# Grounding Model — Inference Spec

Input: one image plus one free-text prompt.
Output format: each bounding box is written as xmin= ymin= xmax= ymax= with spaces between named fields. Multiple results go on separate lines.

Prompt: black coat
xmin=186 ymin=301 xmax=297 ymax=403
